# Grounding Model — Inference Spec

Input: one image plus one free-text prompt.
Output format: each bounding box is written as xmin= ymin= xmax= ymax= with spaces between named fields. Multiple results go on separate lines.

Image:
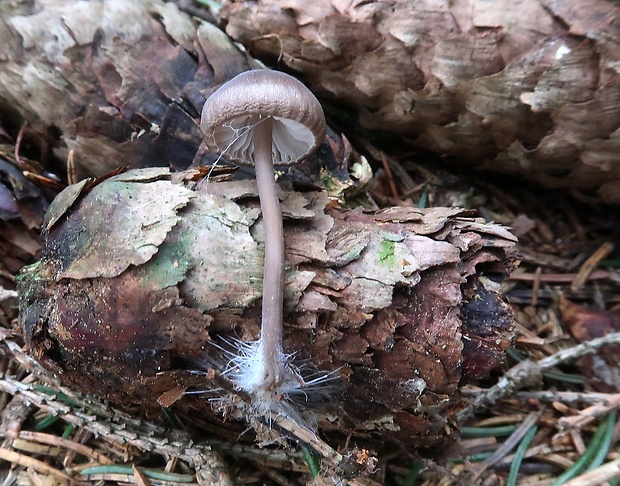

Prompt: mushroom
xmin=200 ymin=70 xmax=326 ymax=402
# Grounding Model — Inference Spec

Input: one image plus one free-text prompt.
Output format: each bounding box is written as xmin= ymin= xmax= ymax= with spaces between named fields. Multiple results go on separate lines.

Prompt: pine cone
xmin=1 ymin=1 xmax=228 ymax=178
xmin=0 ymin=1 xmax=366 ymax=194
xmin=18 ymin=168 xmax=518 ymax=451
xmin=220 ymin=0 xmax=620 ymax=203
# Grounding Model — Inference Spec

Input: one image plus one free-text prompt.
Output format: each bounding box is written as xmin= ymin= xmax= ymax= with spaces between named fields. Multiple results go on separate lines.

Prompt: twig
xmin=0 ymin=446 xmax=78 ymax=484
xmin=511 ymin=391 xmax=620 ymax=407
xmin=531 ymin=266 xmax=542 ymax=307
xmin=558 ymin=394 xmax=620 ymax=431
xmin=0 ymin=371 xmax=308 ymax=472
xmin=14 ymin=122 xmax=27 ymax=170
xmin=510 ymin=270 xmax=611 ymax=283
xmin=458 ymin=332 xmax=620 ymax=422
xmin=379 ymin=152 xmax=399 ymax=199
xmin=571 ymin=242 xmax=614 ymax=292
xmin=274 ymin=415 xmax=343 ymax=465
xmin=0 ymin=373 xmax=232 ymax=481
xmin=0 ymin=332 xmax=234 ymax=485
xmin=537 ymin=332 xmax=620 ymax=369
xmin=560 ymin=457 xmax=620 ymax=486
xmin=273 ymin=416 xmax=376 ymax=486
xmin=17 ymin=431 xmax=114 ymax=465
xmin=67 ymin=149 xmax=77 ymax=185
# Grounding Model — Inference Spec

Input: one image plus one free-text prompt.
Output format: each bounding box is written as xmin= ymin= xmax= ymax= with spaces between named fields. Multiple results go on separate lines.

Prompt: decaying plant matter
xmin=0 ymin=151 xmax=50 ymax=289
xmin=0 ymin=1 xmax=222 ymax=178
xmin=0 ymin=0 xmax=362 ymax=193
xmin=18 ymin=167 xmax=518 ymax=452
xmin=218 ymin=0 xmax=620 ymax=203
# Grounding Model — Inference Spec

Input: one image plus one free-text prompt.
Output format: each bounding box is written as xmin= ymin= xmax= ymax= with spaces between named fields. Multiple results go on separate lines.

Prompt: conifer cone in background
xmin=219 ymin=0 xmax=620 ymax=203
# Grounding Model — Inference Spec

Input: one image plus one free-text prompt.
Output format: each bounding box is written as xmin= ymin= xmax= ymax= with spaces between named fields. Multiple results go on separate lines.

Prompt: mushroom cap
xmin=200 ymin=70 xmax=326 ymax=166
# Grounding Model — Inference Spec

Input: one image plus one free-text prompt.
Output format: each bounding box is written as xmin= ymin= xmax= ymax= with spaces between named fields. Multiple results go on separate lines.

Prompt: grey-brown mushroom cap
xmin=200 ymin=70 xmax=326 ymax=166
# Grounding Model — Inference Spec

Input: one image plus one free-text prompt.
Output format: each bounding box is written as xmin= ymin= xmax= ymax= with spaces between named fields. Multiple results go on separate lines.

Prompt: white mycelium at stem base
xmin=200 ymin=70 xmax=326 ymax=404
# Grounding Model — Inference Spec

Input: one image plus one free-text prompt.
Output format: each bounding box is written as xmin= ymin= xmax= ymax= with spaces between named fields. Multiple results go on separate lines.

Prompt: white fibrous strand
xmin=204 ymin=338 xmax=340 ymax=428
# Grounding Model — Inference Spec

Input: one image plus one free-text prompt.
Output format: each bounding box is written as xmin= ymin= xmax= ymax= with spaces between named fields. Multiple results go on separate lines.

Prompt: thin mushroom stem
xmin=252 ymin=116 xmax=285 ymax=391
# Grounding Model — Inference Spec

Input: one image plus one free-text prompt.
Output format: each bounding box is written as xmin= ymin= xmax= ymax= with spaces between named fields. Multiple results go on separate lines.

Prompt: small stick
xmin=510 ymin=270 xmax=611 ymax=283
xmin=14 ymin=122 xmax=27 ymax=169
xmin=273 ymin=414 xmax=342 ymax=466
xmin=510 ymin=391 xmax=620 ymax=407
xmin=560 ymin=457 xmax=620 ymax=486
xmin=558 ymin=394 xmax=620 ymax=430
xmin=571 ymin=241 xmax=614 ymax=292
xmin=380 ymin=152 xmax=399 ymax=199
xmin=0 ymin=447 xmax=77 ymax=484
xmin=458 ymin=332 xmax=620 ymax=422
xmin=67 ymin=149 xmax=77 ymax=185
xmin=531 ymin=266 xmax=542 ymax=307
